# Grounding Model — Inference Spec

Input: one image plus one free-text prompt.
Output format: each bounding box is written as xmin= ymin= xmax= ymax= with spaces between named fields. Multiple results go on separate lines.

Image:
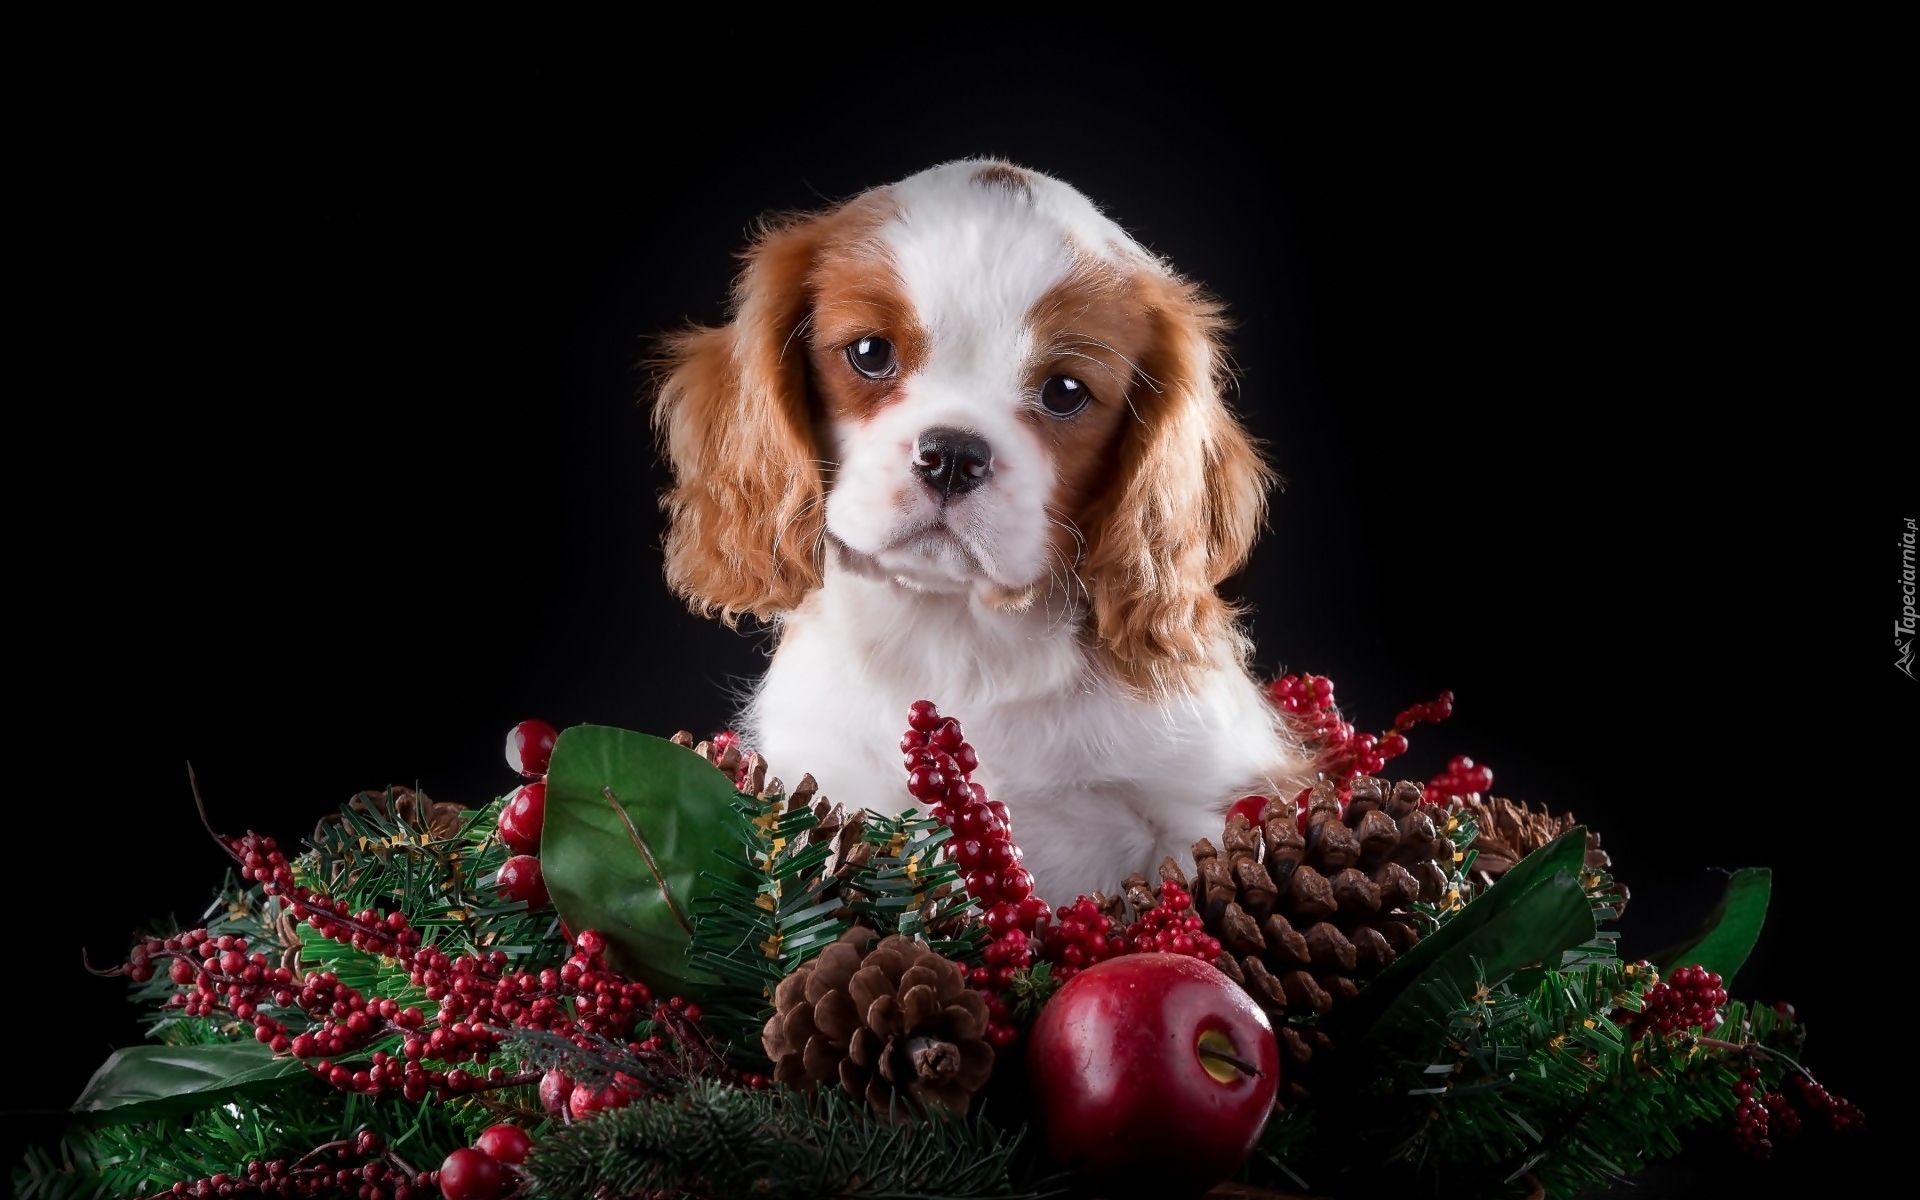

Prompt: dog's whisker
xmin=777 ymin=311 xmax=816 ymax=365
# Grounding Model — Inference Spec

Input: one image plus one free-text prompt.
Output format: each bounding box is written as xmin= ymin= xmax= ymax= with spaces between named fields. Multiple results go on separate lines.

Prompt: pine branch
xmin=843 ymin=809 xmax=982 ymax=960
xmin=1257 ymin=954 xmax=1812 ymax=1199
xmin=11 ymin=1088 xmax=505 ymax=1200
xmin=1409 ymin=808 xmax=1480 ymax=931
xmin=301 ymin=786 xmax=564 ymax=968
xmin=686 ymin=776 xmax=851 ymax=1054
xmin=519 ymin=1077 xmax=1051 ymax=1199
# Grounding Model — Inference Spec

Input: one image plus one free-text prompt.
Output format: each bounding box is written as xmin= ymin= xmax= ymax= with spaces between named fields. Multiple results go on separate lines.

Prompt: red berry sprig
xmin=128 ymin=1128 xmax=439 ymax=1200
xmin=901 ymin=700 xmax=1034 ymax=1048
xmin=1120 ymin=880 xmax=1220 ymax=963
xmin=1790 ymin=1068 xmax=1866 ymax=1136
xmin=97 ymin=777 xmax=748 ymax=1115
xmin=1035 ymin=895 xmax=1126 ymax=982
xmin=1630 ymin=963 xmax=1728 ymax=1038
xmin=1732 ymin=1064 xmax=1775 ymax=1160
xmin=901 ymin=700 xmax=1228 ymax=1038
xmin=1422 ymin=754 xmax=1494 ymax=806
xmin=1266 ymin=673 xmax=1456 ymax=789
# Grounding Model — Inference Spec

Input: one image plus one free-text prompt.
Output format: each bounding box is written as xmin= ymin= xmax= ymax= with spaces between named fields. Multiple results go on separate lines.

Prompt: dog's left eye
xmin=1039 ymin=374 xmax=1092 ymax=418
xmin=846 ymin=336 xmax=897 ymax=379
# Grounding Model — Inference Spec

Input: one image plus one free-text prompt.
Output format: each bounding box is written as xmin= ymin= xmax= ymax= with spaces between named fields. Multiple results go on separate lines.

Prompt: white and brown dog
xmin=652 ymin=159 xmax=1312 ymax=902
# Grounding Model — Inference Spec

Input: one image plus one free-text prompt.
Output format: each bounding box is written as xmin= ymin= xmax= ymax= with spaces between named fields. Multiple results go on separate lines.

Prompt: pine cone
xmin=1186 ymin=778 xmax=1453 ymax=1026
xmin=761 ymin=927 xmax=995 ymax=1117
xmin=1454 ymin=792 xmax=1627 ymax=915
xmin=315 ymin=785 xmax=466 ymax=843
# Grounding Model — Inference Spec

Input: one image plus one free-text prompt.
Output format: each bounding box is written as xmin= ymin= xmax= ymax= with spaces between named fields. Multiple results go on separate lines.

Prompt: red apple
xmin=1026 ymin=952 xmax=1279 ymax=1199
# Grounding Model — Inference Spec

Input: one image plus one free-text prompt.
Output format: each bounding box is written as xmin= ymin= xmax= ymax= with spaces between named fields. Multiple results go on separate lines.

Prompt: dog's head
xmin=652 ymin=159 xmax=1275 ymax=694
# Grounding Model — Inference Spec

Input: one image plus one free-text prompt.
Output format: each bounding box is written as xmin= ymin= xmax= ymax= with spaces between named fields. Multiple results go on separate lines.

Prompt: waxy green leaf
xmin=72 ymin=1041 xmax=310 ymax=1125
xmin=1652 ymin=867 xmax=1770 ymax=984
xmin=1334 ymin=827 xmax=1597 ymax=1057
xmin=541 ymin=725 xmax=754 ymax=1002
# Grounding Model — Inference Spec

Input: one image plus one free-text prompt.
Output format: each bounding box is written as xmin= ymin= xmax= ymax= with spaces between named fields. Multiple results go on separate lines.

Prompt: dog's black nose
xmin=913 ymin=427 xmax=993 ymax=501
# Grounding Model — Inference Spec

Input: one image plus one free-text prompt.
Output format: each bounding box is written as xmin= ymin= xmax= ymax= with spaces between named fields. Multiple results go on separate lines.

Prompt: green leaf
xmin=70 ymin=1041 xmax=311 ymax=1125
xmin=1651 ymin=867 xmax=1770 ymax=984
xmin=1333 ymin=827 xmax=1597 ymax=1057
xmin=541 ymin=725 xmax=755 ymax=1002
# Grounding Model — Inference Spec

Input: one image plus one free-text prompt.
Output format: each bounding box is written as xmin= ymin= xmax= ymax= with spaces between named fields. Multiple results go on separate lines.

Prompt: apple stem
xmin=1197 ymin=1046 xmax=1264 ymax=1078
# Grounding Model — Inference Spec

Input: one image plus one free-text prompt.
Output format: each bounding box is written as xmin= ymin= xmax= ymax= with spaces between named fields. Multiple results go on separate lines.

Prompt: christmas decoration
xmin=14 ymin=682 xmax=1868 ymax=1200
xmin=761 ymin=925 xmax=996 ymax=1117
xmin=1183 ymin=777 xmax=1463 ymax=1071
xmin=1026 ymin=952 xmax=1280 ymax=1199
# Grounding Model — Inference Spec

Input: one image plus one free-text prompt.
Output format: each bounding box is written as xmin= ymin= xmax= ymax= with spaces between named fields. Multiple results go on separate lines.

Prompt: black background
xmin=12 ymin=27 xmax=1899 ymax=1196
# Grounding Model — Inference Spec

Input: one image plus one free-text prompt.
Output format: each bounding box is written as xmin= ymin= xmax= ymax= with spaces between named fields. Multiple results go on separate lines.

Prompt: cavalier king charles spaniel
xmin=652 ymin=159 xmax=1313 ymax=902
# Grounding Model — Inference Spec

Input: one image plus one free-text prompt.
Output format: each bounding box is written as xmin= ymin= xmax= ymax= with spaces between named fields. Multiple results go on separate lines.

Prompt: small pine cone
xmin=317 ymin=786 xmax=465 ymax=844
xmin=761 ymin=927 xmax=994 ymax=1118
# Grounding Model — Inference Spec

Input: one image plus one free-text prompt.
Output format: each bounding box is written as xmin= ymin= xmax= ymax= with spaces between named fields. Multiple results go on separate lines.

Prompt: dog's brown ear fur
xmin=1078 ymin=271 xmax=1276 ymax=695
xmin=651 ymin=214 xmax=831 ymax=623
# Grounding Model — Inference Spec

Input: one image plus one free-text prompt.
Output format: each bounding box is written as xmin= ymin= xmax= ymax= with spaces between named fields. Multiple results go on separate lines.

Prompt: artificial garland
xmin=12 ymin=675 xmax=1864 ymax=1200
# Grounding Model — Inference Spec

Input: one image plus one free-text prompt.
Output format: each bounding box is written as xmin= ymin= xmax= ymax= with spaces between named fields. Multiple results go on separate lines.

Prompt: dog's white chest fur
xmin=741 ymin=567 xmax=1292 ymax=902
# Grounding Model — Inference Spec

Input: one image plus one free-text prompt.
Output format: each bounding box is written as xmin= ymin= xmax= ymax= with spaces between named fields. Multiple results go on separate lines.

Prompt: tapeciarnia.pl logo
xmin=1901 ymin=518 xmax=1917 ymax=679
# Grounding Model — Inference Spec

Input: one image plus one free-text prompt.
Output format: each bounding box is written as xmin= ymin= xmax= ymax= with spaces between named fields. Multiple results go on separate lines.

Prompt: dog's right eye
xmin=846 ymin=336 xmax=897 ymax=379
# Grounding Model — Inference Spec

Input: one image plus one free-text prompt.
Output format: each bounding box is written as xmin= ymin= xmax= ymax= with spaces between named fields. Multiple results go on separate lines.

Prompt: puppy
xmin=651 ymin=159 xmax=1312 ymax=903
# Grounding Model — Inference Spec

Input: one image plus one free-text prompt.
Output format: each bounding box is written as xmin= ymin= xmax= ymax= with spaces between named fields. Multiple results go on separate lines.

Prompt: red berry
xmin=474 ymin=1123 xmax=534 ymax=1165
xmin=495 ymin=855 xmax=549 ymax=908
xmin=437 ymin=1147 xmax=501 ymax=1200
xmin=505 ymin=719 xmax=559 ymax=779
xmin=907 ymin=700 xmax=943 ymax=731
xmin=497 ymin=782 xmax=546 ymax=855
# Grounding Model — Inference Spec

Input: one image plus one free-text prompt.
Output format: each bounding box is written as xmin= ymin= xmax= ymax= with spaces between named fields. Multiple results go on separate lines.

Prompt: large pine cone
xmin=1453 ymin=792 xmax=1627 ymax=914
xmin=762 ymin=927 xmax=994 ymax=1117
xmin=1183 ymin=777 xmax=1457 ymax=1024
xmin=1129 ymin=777 xmax=1460 ymax=1100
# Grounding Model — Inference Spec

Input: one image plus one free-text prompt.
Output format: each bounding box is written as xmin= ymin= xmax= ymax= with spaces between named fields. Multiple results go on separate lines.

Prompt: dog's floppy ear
xmin=1079 ymin=272 xmax=1276 ymax=694
xmin=651 ymin=213 xmax=829 ymax=624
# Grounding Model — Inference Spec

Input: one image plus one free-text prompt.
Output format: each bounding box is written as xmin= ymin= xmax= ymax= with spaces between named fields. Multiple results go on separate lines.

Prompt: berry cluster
xmin=1421 ymin=754 xmax=1494 ymax=806
xmin=1729 ymin=1056 xmax=1867 ymax=1162
xmin=902 ymin=701 xmax=1227 ymax=1032
xmin=104 ymin=803 xmax=743 ymax=1110
xmin=1790 ymin=1067 xmax=1866 ymax=1136
xmin=1630 ymin=963 xmax=1728 ymax=1037
xmin=143 ymin=1129 xmax=435 ymax=1199
xmin=1034 ymin=895 xmax=1126 ymax=979
xmin=901 ymin=700 xmax=1036 ymax=1048
xmin=1265 ymin=673 xmax=1457 ymax=793
xmin=1119 ymin=880 xmax=1220 ymax=962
